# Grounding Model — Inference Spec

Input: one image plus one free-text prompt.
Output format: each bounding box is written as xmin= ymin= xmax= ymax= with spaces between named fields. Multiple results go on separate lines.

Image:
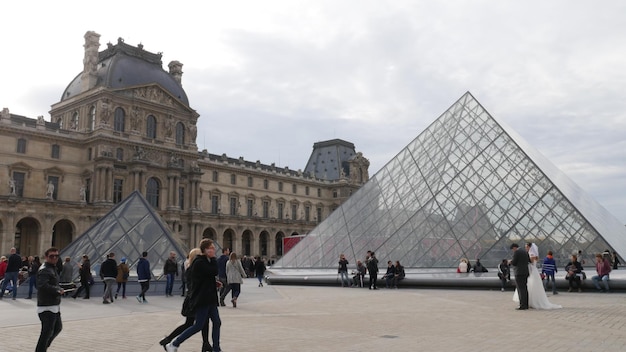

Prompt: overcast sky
xmin=2 ymin=1 xmax=625 ymax=224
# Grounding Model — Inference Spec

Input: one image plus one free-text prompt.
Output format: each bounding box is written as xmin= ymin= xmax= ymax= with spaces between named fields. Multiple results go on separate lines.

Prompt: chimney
xmin=81 ymin=31 xmax=101 ymax=92
xmin=168 ymin=60 xmax=184 ymax=86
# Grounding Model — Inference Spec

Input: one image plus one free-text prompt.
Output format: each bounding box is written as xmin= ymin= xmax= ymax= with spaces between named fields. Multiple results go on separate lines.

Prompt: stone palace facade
xmin=0 ymin=31 xmax=369 ymax=260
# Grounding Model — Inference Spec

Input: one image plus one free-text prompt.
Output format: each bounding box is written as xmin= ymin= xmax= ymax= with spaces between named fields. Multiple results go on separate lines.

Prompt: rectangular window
xmin=179 ymin=187 xmax=185 ymax=210
xmin=17 ymin=138 xmax=26 ymax=154
xmin=291 ymin=204 xmax=297 ymax=220
xmin=317 ymin=188 xmax=321 ymax=197
xmin=211 ymin=195 xmax=219 ymax=214
xmin=247 ymin=199 xmax=254 ymax=217
xmin=230 ymin=197 xmax=237 ymax=215
xmin=212 ymin=171 xmax=218 ymax=182
xmin=278 ymin=182 xmax=283 ymax=192
xmin=263 ymin=179 xmax=268 ymax=190
xmin=12 ymin=172 xmax=25 ymax=197
xmin=51 ymin=144 xmax=60 ymax=159
xmin=248 ymin=176 xmax=253 ymax=187
xmin=262 ymin=201 xmax=269 ymax=218
xmin=317 ymin=207 xmax=322 ymax=222
xmin=87 ymin=147 xmax=92 ymax=161
xmin=292 ymin=184 xmax=297 ymax=194
xmin=47 ymin=176 xmax=59 ymax=200
xmin=305 ymin=206 xmax=310 ymax=222
xmin=305 ymin=186 xmax=310 ymax=196
xmin=333 ymin=190 xmax=338 ymax=198
xmin=278 ymin=203 xmax=284 ymax=219
xmin=230 ymin=174 xmax=236 ymax=185
xmin=113 ymin=179 xmax=123 ymax=203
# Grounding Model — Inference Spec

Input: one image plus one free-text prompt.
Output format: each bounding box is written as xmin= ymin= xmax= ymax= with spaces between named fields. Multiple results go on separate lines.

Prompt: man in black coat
xmin=366 ymin=251 xmax=379 ymax=290
xmin=510 ymin=243 xmax=530 ymax=310
xmin=36 ymin=247 xmax=65 ymax=352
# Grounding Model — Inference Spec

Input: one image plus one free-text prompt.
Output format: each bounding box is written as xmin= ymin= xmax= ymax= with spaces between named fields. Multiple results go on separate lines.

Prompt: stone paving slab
xmin=1 ymin=278 xmax=624 ymax=351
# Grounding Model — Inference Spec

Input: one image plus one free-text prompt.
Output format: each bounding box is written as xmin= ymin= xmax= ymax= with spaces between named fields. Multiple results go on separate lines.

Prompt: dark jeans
xmin=173 ymin=304 xmax=222 ymax=350
xmin=28 ymin=275 xmax=37 ymax=298
xmin=165 ymin=316 xmax=209 ymax=349
xmin=230 ymin=283 xmax=241 ymax=299
xmin=166 ymin=273 xmax=175 ymax=295
xmin=139 ymin=281 xmax=150 ymax=300
xmin=1 ymin=271 xmax=19 ymax=298
xmin=369 ymin=273 xmax=378 ymax=289
xmin=116 ymin=282 xmax=126 ymax=297
xmin=36 ymin=310 xmax=62 ymax=352
xmin=568 ymin=275 xmax=582 ymax=289
xmin=73 ymin=279 xmax=90 ymax=298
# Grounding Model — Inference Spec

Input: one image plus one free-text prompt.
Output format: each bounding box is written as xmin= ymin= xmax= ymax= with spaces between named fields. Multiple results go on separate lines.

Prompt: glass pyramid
xmin=274 ymin=92 xmax=626 ymax=269
xmin=60 ymin=190 xmax=189 ymax=279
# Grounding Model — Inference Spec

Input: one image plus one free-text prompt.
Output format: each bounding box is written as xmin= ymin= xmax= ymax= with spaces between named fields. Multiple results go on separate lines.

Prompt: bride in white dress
xmin=513 ymin=243 xmax=562 ymax=310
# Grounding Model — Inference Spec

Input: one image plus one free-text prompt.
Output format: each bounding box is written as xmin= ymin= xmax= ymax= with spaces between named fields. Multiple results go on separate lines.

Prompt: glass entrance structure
xmin=274 ymin=92 xmax=626 ymax=269
xmin=60 ymin=191 xmax=189 ymax=279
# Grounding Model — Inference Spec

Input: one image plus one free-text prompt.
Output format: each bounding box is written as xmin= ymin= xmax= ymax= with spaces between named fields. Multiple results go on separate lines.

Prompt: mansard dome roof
xmin=61 ymin=38 xmax=189 ymax=106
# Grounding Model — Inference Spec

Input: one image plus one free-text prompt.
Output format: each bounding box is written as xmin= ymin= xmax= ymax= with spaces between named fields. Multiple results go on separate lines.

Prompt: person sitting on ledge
xmin=392 ymin=260 xmax=405 ymax=288
xmin=352 ymin=260 xmax=366 ymax=287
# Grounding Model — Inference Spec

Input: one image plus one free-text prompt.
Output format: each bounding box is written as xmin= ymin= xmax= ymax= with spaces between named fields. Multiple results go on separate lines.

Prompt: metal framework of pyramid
xmin=60 ymin=191 xmax=189 ymax=279
xmin=274 ymin=92 xmax=626 ymax=269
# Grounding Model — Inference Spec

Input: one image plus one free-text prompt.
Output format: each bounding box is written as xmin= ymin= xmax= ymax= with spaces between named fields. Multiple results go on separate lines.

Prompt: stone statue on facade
xmin=165 ymin=115 xmax=174 ymax=138
xmin=130 ymin=107 xmax=140 ymax=130
xmin=79 ymin=185 xmax=86 ymax=202
xmin=8 ymin=178 xmax=16 ymax=196
xmin=188 ymin=123 xmax=197 ymax=142
xmin=100 ymin=99 xmax=111 ymax=125
xmin=46 ymin=182 xmax=55 ymax=199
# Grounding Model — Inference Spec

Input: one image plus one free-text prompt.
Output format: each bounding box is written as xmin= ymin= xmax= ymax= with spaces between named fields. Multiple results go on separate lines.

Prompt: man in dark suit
xmin=510 ymin=243 xmax=529 ymax=310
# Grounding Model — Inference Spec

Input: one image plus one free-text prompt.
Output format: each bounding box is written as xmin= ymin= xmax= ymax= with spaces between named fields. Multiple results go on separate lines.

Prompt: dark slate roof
xmin=61 ymin=39 xmax=189 ymax=106
xmin=303 ymin=139 xmax=357 ymax=181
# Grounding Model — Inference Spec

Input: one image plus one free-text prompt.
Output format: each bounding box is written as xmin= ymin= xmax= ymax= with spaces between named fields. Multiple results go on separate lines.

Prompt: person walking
xmin=217 ymin=248 xmax=231 ymax=306
xmin=367 ymin=251 xmax=379 ymax=290
xmin=510 ymin=243 xmax=529 ymax=310
xmin=100 ymin=252 xmax=117 ymax=304
xmin=254 ymin=256 xmax=266 ymax=287
xmin=159 ymin=248 xmax=212 ymax=352
xmin=115 ymin=257 xmax=129 ymax=299
xmin=0 ymin=247 xmax=22 ymax=300
xmin=226 ymin=252 xmax=246 ymax=308
xmin=35 ymin=247 xmax=65 ymax=352
xmin=71 ymin=255 xmax=92 ymax=299
xmin=338 ymin=254 xmax=350 ymax=287
xmin=27 ymin=256 xmax=41 ymax=299
xmin=164 ymin=251 xmax=178 ymax=297
xmin=136 ymin=251 xmax=151 ymax=303
xmin=59 ymin=257 xmax=73 ymax=284
xmin=166 ymin=239 xmax=223 ymax=352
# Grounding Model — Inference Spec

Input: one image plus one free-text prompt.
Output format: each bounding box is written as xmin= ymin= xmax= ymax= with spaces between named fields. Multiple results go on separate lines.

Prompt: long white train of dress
xmin=513 ymin=264 xmax=562 ymax=310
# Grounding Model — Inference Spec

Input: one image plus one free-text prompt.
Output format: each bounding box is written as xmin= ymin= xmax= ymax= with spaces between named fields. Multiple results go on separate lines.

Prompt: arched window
xmin=114 ymin=107 xmax=125 ymax=132
xmin=146 ymin=177 xmax=160 ymax=208
xmin=88 ymin=106 xmax=96 ymax=131
xmin=175 ymin=122 xmax=185 ymax=145
xmin=146 ymin=115 xmax=157 ymax=139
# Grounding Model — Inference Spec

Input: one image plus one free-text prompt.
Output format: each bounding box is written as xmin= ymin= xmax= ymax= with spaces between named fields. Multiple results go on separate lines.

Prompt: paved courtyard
xmin=1 ymin=278 xmax=624 ymax=351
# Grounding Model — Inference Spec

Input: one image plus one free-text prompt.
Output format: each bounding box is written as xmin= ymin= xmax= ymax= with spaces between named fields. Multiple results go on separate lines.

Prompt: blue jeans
xmin=339 ymin=271 xmax=350 ymax=287
xmin=166 ymin=273 xmax=175 ymax=295
xmin=29 ymin=274 xmax=37 ymax=298
xmin=1 ymin=271 xmax=19 ymax=298
xmin=173 ymin=305 xmax=221 ymax=351
xmin=544 ymin=272 xmax=557 ymax=293
xmin=592 ymin=274 xmax=609 ymax=291
xmin=36 ymin=310 xmax=62 ymax=352
xmin=230 ymin=283 xmax=241 ymax=299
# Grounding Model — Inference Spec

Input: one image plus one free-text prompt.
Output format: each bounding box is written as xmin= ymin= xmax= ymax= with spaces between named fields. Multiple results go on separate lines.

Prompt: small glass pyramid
xmin=274 ymin=92 xmax=626 ymax=269
xmin=60 ymin=190 xmax=189 ymax=279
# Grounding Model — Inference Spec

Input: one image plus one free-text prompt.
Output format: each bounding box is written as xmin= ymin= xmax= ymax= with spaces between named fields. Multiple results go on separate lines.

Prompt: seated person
xmin=392 ymin=261 xmax=405 ymax=288
xmin=382 ymin=261 xmax=395 ymax=288
xmin=565 ymin=254 xmax=584 ymax=292
xmin=352 ymin=260 xmax=366 ymax=287
xmin=591 ymin=253 xmax=611 ymax=292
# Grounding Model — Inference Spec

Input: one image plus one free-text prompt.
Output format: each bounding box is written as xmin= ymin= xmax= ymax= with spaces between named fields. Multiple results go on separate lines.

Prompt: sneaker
xmin=143 ymin=298 xmax=148 ymax=303
xmin=103 ymin=300 xmax=110 ymax=304
xmin=231 ymin=299 xmax=237 ymax=308
xmin=136 ymin=295 xmax=142 ymax=303
xmin=220 ymin=299 xmax=226 ymax=307
xmin=501 ymin=288 xmax=505 ymax=292
xmin=159 ymin=337 xmax=170 ymax=346
xmin=165 ymin=343 xmax=178 ymax=352
xmin=553 ymin=292 xmax=559 ymax=295
xmin=115 ymin=293 xmax=118 ymax=299
xmin=567 ymin=288 xmax=572 ymax=292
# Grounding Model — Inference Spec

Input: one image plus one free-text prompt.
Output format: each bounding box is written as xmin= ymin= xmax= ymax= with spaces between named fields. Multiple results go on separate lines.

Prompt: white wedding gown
xmin=513 ymin=263 xmax=562 ymax=310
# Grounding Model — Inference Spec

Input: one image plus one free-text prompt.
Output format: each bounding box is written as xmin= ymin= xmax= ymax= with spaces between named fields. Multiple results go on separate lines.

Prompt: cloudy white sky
xmin=2 ymin=1 xmax=625 ymax=223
